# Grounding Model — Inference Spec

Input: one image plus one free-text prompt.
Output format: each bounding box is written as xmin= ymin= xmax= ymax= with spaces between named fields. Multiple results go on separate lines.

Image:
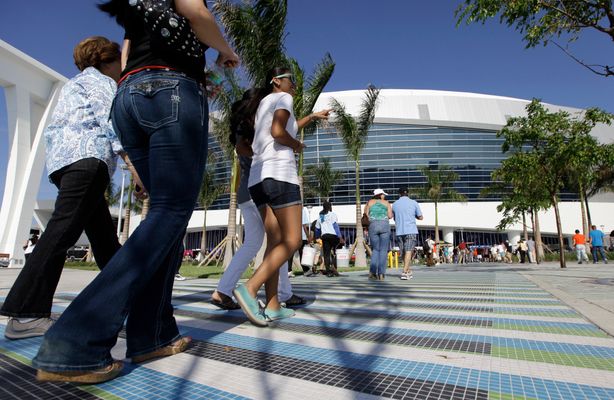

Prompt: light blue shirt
xmin=589 ymin=229 xmax=605 ymax=247
xmin=44 ymin=67 xmax=123 ymax=180
xmin=392 ymin=196 xmax=422 ymax=235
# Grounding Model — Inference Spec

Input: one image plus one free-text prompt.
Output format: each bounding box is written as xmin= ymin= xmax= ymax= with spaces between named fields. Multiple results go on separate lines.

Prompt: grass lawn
xmin=65 ymin=261 xmax=369 ymax=279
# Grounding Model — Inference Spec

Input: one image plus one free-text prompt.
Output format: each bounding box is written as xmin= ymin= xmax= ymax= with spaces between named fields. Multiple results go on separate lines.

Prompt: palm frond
xmin=329 ymin=98 xmax=359 ymax=160
xmin=357 ymin=85 xmax=380 ymax=135
xmin=302 ymin=53 xmax=335 ymax=117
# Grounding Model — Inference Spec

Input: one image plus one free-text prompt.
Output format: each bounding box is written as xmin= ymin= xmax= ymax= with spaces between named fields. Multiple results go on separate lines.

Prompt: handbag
xmin=131 ymin=0 xmax=205 ymax=60
xmin=361 ymin=213 xmax=370 ymax=227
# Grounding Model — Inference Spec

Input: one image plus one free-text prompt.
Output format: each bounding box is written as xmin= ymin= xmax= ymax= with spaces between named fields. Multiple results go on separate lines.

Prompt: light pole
xmin=116 ymin=164 xmax=128 ymax=238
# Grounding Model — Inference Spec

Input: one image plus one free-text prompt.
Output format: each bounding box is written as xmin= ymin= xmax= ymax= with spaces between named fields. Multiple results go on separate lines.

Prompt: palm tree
xmin=117 ymin=176 xmax=144 ymax=244
xmin=197 ymin=153 xmax=228 ymax=264
xmin=412 ymin=165 xmax=466 ymax=246
xmin=289 ymin=55 xmax=335 ymax=197
xmin=329 ymin=85 xmax=380 ymax=268
xmin=304 ymin=157 xmax=342 ymax=201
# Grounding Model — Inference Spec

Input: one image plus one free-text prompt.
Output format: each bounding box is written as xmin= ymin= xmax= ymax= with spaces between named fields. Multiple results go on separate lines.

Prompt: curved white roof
xmin=314 ymin=89 xmax=614 ymax=143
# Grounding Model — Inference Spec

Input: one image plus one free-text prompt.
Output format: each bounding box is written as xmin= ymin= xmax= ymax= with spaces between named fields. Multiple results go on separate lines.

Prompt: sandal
xmin=210 ymin=292 xmax=240 ymax=310
xmin=37 ymin=360 xmax=123 ymax=384
xmin=131 ymin=336 xmax=192 ymax=363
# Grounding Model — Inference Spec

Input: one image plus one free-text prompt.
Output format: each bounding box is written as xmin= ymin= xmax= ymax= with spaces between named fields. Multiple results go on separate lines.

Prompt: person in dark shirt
xmin=33 ymin=0 xmax=239 ymax=384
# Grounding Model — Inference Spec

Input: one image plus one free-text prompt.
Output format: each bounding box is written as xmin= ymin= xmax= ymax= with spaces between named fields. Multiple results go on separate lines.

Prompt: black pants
xmin=0 ymin=158 xmax=121 ymax=318
xmin=321 ymin=234 xmax=340 ymax=272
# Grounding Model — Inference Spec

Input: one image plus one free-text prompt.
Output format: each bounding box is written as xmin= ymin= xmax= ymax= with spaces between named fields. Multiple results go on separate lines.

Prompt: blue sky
xmin=1 ymin=0 xmax=612 ymax=200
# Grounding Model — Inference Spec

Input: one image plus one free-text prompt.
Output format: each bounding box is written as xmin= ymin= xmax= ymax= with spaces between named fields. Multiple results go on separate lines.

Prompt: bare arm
xmin=271 ymin=109 xmax=304 ymax=152
xmin=297 ymin=109 xmax=331 ymax=130
xmin=121 ymin=39 xmax=130 ymax=71
xmin=174 ymin=0 xmax=239 ymax=67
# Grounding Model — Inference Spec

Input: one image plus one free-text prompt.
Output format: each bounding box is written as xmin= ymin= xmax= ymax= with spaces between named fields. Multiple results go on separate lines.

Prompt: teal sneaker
xmin=264 ymin=306 xmax=295 ymax=321
xmin=233 ymin=285 xmax=268 ymax=327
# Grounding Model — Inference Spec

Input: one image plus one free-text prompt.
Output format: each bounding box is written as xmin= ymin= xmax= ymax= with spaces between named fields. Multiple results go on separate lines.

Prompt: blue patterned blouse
xmin=44 ymin=67 xmax=123 ymax=180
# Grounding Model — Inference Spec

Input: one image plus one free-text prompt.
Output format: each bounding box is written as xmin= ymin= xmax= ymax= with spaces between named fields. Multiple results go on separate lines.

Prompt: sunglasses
xmin=270 ymin=73 xmax=296 ymax=85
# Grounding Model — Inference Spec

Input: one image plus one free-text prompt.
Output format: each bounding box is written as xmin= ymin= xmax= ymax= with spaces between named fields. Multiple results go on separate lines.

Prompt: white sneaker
xmin=174 ymin=274 xmax=186 ymax=281
xmin=400 ymin=273 xmax=408 ymax=280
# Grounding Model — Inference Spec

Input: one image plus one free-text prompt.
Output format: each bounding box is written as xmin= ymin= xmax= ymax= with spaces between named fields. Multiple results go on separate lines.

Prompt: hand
xmin=216 ymin=50 xmax=240 ymax=69
xmin=311 ymin=109 xmax=332 ymax=121
xmin=132 ymin=173 xmax=148 ymax=200
xmin=293 ymin=141 xmax=306 ymax=154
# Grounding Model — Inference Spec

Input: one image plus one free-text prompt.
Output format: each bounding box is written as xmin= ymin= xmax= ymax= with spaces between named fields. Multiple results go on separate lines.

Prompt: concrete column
xmin=442 ymin=228 xmax=454 ymax=245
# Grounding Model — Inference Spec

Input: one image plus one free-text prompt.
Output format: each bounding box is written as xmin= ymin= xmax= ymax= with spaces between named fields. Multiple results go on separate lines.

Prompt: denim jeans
xmin=591 ymin=246 xmax=608 ymax=263
xmin=33 ymin=70 xmax=208 ymax=371
xmin=0 ymin=158 xmax=120 ymax=318
xmin=369 ymin=219 xmax=390 ymax=275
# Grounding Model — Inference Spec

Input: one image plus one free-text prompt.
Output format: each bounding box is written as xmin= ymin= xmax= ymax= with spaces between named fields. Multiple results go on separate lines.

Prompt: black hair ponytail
xmin=98 ymin=0 xmax=127 ymax=26
xmin=229 ymin=66 xmax=291 ymax=145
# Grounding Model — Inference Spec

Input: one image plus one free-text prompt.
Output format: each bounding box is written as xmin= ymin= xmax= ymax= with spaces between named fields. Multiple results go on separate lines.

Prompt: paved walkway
xmin=1 ymin=261 xmax=614 ymax=399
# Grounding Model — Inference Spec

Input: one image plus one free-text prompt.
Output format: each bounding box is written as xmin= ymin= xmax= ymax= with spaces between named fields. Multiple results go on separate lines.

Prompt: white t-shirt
xmin=315 ymin=212 xmax=338 ymax=236
xmin=248 ymin=92 xmax=299 ymax=187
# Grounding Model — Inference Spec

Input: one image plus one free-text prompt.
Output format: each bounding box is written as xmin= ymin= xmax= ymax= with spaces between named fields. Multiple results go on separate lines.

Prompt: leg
xmin=83 ymin=189 xmax=121 ymax=270
xmin=321 ymin=235 xmax=334 ymax=273
xmin=33 ymin=72 xmax=208 ymax=371
xmin=215 ymin=200 xmax=264 ymax=297
xmin=369 ymin=226 xmax=380 ymax=277
xmin=378 ymin=229 xmax=390 ymax=277
xmin=1 ymin=158 xmax=110 ymax=318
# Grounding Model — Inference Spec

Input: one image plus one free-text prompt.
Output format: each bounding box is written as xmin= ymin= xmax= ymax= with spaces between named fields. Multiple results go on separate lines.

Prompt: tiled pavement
xmin=1 ymin=263 xmax=614 ymax=399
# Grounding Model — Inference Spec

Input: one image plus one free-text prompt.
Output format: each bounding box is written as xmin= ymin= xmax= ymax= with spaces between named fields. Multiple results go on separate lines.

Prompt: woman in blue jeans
xmin=33 ymin=0 xmax=238 ymax=384
xmin=364 ymin=189 xmax=393 ymax=280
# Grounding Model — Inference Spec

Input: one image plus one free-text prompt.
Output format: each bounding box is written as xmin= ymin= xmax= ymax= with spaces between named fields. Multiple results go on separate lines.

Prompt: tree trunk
xmin=353 ymin=160 xmax=367 ymax=267
xmin=522 ymin=212 xmax=528 ymax=241
xmin=534 ymin=209 xmax=544 ymax=263
xmin=222 ymin=191 xmax=238 ymax=269
xmin=140 ymin=197 xmax=150 ymax=221
xmin=552 ymin=194 xmax=566 ymax=269
xmin=199 ymin=207 xmax=208 ymax=261
xmin=434 ymin=202 xmax=439 ymax=244
xmin=120 ymin=180 xmax=133 ymax=245
xmin=584 ymin=189 xmax=592 ymax=229
xmin=579 ymin=185 xmax=588 ymax=237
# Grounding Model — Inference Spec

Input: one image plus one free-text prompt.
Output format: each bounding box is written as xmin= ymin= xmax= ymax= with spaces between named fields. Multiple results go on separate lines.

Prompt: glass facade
xmin=302 ymin=123 xmax=507 ymax=206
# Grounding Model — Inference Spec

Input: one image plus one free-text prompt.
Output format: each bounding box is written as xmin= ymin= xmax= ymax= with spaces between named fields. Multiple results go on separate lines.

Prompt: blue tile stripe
xmin=177 ymin=325 xmax=614 ymax=400
xmin=175 ymin=304 xmax=614 ymax=358
xmin=0 ymin=325 xmax=250 ymax=400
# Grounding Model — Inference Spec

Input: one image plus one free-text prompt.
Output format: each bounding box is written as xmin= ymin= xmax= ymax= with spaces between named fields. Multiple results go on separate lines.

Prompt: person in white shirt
xmin=315 ymin=202 xmax=342 ymax=277
xmin=232 ymin=67 xmax=330 ymax=326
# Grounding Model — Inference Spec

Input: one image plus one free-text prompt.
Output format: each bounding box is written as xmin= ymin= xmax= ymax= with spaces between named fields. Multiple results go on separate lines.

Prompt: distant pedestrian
xmin=572 ymin=229 xmax=589 ymax=264
xmin=365 ymin=189 xmax=393 ymax=280
xmin=589 ymin=225 xmax=608 ymax=264
xmin=391 ymin=187 xmax=423 ymax=280
xmin=518 ymin=239 xmax=528 ymax=263
xmin=315 ymin=202 xmax=342 ymax=277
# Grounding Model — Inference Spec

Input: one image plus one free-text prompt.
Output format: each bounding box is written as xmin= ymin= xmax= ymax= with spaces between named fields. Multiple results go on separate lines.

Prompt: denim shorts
xmin=397 ymin=234 xmax=418 ymax=252
xmin=249 ymin=178 xmax=302 ymax=209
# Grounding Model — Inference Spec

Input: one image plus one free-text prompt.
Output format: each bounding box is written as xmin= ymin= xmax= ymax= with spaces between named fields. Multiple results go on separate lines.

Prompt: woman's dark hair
xmin=229 ymin=66 xmax=291 ymax=145
xmin=98 ymin=0 xmax=126 ymax=26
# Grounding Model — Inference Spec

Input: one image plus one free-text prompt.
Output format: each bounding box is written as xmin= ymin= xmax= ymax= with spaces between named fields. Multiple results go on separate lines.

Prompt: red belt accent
xmin=118 ymin=65 xmax=177 ymax=85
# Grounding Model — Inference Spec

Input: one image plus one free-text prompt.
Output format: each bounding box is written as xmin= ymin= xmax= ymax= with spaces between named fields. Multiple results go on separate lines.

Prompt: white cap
xmin=373 ymin=188 xmax=388 ymax=196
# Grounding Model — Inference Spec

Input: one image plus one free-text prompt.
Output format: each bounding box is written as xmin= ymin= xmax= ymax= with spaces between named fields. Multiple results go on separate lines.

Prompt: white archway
xmin=0 ymin=39 xmax=66 ymax=267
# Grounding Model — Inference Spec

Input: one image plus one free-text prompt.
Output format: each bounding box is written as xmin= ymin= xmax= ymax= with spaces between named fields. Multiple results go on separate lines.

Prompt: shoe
xmin=233 ymin=285 xmax=268 ymax=327
xmin=400 ymin=273 xmax=408 ymax=280
xmin=5 ymin=317 xmax=54 ymax=340
xmin=368 ymin=273 xmax=377 ymax=280
xmin=37 ymin=361 xmax=123 ymax=384
xmin=174 ymin=274 xmax=186 ymax=281
xmin=288 ymin=271 xmax=295 ymax=278
xmin=282 ymin=294 xmax=306 ymax=308
xmin=264 ymin=306 xmax=295 ymax=321
xmin=131 ymin=337 xmax=192 ymax=363
xmin=210 ymin=292 xmax=240 ymax=310
xmin=304 ymin=270 xmax=314 ymax=277
xmin=378 ymin=274 xmax=385 ymax=280
xmin=578 ymin=262 xmax=582 ymax=264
